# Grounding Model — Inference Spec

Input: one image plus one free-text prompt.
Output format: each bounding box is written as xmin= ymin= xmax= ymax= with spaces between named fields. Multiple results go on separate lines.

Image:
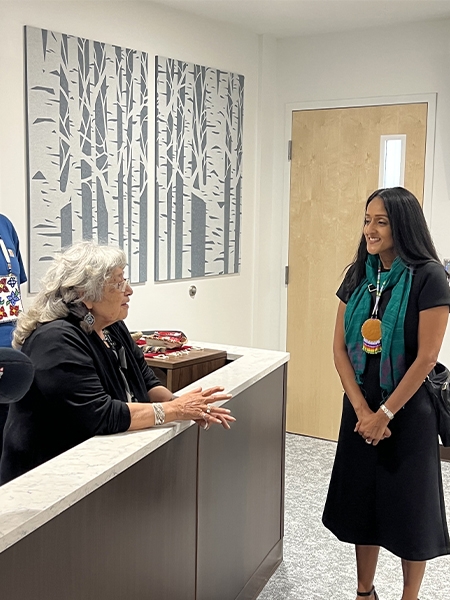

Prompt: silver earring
xmin=83 ymin=311 xmax=95 ymax=327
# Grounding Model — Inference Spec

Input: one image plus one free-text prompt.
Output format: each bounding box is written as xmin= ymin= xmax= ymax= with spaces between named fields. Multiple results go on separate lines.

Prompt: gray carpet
xmin=258 ymin=434 xmax=450 ymax=599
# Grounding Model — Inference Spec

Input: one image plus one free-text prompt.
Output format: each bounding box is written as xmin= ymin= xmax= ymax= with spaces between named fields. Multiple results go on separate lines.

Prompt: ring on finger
xmin=206 ymin=404 xmax=211 ymax=414
xmin=365 ymin=439 xmax=372 ymax=444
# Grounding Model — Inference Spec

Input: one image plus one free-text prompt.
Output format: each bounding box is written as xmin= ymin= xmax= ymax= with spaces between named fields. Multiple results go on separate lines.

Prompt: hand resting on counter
xmin=127 ymin=385 xmax=235 ymax=431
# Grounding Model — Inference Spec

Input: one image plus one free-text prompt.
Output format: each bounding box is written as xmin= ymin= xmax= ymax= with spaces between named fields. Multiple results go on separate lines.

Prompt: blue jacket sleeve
xmin=0 ymin=214 xmax=27 ymax=284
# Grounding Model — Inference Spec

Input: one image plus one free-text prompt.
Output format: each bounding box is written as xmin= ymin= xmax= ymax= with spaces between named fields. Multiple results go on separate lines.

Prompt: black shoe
xmin=357 ymin=586 xmax=379 ymax=600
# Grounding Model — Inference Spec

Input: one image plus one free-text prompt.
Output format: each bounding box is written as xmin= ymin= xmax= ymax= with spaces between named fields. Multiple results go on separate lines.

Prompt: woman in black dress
xmin=322 ymin=188 xmax=450 ymax=600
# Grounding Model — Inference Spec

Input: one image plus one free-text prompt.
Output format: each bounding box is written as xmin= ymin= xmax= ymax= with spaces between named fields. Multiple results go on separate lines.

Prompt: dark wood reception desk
xmin=0 ymin=343 xmax=289 ymax=600
xmin=145 ymin=347 xmax=228 ymax=392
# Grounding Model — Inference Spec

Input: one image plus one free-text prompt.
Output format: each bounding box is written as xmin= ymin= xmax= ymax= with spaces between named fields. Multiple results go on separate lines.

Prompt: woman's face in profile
xmin=364 ymin=196 xmax=396 ymax=267
xmin=88 ymin=267 xmax=133 ymax=330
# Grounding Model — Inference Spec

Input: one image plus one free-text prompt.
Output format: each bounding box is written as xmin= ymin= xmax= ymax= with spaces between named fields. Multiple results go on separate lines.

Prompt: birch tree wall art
xmin=25 ymin=26 xmax=148 ymax=292
xmin=155 ymin=56 xmax=244 ymax=281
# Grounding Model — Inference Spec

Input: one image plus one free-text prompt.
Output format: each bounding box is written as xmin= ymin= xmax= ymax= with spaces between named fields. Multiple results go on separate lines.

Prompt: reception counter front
xmin=0 ymin=343 xmax=289 ymax=600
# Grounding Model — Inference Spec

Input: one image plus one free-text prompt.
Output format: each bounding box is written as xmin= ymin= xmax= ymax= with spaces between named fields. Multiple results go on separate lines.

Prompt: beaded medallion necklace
xmin=361 ymin=262 xmax=388 ymax=354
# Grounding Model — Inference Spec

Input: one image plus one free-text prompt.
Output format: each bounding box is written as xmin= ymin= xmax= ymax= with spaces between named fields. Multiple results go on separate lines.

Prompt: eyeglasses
xmin=108 ymin=278 xmax=130 ymax=292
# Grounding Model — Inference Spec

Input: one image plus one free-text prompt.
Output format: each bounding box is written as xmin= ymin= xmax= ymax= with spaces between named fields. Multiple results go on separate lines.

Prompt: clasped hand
xmin=172 ymin=386 xmax=235 ymax=430
xmin=354 ymin=408 xmax=391 ymax=446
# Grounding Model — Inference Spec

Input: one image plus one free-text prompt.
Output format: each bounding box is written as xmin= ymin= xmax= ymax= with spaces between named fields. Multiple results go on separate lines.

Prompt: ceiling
xmin=151 ymin=0 xmax=450 ymax=38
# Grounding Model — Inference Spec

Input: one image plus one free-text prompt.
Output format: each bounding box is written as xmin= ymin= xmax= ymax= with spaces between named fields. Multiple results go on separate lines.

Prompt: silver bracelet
xmin=152 ymin=402 xmax=166 ymax=425
xmin=380 ymin=403 xmax=394 ymax=420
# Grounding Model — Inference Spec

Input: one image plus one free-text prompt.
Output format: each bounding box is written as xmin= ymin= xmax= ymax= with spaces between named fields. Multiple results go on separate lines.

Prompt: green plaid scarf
xmin=344 ymin=254 xmax=412 ymax=396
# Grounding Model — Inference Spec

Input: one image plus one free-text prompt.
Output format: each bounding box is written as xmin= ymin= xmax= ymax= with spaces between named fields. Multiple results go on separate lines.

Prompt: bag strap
xmin=0 ymin=238 xmax=12 ymax=274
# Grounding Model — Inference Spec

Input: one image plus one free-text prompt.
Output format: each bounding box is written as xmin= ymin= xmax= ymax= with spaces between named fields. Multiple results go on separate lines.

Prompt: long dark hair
xmin=345 ymin=187 xmax=441 ymax=292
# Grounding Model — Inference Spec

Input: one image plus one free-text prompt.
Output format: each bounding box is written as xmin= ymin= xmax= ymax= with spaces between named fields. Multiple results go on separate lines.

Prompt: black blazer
xmin=0 ymin=318 xmax=160 ymax=483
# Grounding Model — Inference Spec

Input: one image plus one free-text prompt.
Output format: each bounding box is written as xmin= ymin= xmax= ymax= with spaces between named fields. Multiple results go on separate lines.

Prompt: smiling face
xmin=364 ymin=196 xmax=397 ymax=268
xmin=85 ymin=267 xmax=133 ymax=333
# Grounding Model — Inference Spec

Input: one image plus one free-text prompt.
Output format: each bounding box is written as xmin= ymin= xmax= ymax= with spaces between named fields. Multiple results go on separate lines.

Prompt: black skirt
xmin=322 ymin=385 xmax=450 ymax=561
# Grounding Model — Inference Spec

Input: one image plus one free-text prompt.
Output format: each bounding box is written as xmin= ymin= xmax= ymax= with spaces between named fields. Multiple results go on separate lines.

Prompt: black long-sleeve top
xmin=0 ymin=317 xmax=161 ymax=484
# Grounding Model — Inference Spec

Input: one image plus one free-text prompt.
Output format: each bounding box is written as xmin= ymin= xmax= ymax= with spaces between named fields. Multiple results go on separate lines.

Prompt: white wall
xmin=6 ymin=7 xmax=450 ymax=355
xmin=251 ymin=33 xmax=284 ymax=350
xmin=273 ymin=19 xmax=450 ymax=360
xmin=0 ymin=1 xmax=262 ymax=346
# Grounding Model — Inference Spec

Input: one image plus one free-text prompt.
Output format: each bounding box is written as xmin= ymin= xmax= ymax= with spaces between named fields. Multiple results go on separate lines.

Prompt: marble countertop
xmin=0 ymin=342 xmax=288 ymax=553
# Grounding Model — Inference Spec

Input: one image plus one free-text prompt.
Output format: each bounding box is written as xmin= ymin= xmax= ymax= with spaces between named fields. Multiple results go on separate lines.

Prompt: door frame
xmin=279 ymin=93 xmax=437 ymax=350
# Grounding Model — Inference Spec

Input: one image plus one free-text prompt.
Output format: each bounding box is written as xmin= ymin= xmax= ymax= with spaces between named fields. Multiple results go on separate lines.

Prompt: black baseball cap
xmin=0 ymin=348 xmax=34 ymax=404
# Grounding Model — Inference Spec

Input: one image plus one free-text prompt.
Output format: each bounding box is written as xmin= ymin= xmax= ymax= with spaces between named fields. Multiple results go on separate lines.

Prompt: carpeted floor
xmin=257 ymin=434 xmax=450 ymax=600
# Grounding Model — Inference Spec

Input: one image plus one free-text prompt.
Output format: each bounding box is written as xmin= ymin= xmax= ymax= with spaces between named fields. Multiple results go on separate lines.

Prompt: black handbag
xmin=424 ymin=362 xmax=450 ymax=447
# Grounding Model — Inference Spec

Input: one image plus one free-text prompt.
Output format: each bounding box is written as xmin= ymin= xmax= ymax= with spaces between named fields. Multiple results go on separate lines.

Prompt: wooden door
xmin=286 ymin=103 xmax=428 ymax=440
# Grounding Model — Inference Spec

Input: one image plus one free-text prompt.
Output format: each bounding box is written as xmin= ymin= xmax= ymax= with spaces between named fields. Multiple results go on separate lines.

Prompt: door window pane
xmin=379 ymin=134 xmax=406 ymax=187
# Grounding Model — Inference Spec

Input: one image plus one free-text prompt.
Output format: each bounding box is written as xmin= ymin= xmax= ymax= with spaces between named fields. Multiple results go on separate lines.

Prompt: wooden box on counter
xmin=145 ymin=348 xmax=228 ymax=392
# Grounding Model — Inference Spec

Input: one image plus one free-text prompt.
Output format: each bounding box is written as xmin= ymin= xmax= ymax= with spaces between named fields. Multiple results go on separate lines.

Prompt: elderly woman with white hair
xmin=0 ymin=242 xmax=234 ymax=484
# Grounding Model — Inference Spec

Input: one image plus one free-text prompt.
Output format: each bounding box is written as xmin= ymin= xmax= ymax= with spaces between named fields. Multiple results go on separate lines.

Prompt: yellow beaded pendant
xmin=361 ymin=317 xmax=382 ymax=354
